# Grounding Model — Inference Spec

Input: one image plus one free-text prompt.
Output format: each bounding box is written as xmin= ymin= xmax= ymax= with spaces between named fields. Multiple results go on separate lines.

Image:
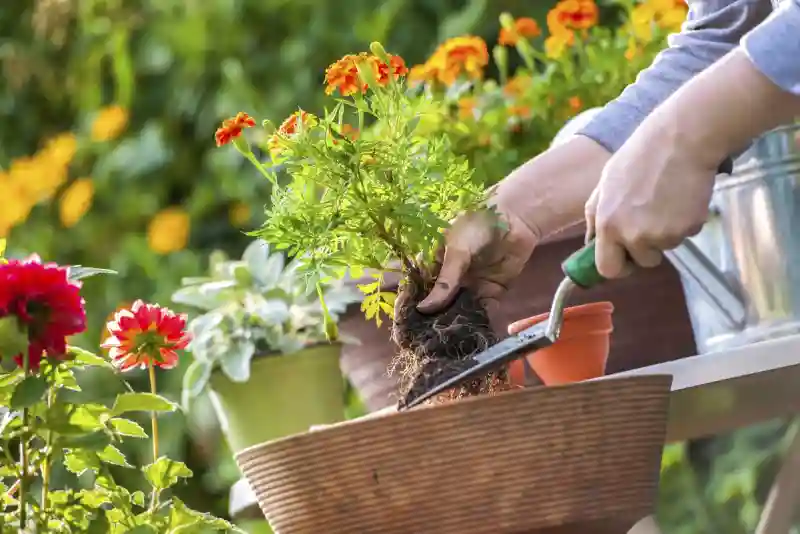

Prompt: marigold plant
xmin=218 ymin=43 xmax=502 ymax=405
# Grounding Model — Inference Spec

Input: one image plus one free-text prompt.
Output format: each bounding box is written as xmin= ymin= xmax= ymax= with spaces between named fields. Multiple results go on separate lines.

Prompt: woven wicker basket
xmin=236 ymin=375 xmax=672 ymax=534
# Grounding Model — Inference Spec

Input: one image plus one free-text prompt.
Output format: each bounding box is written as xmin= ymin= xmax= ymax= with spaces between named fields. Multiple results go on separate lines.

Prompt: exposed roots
xmin=389 ymin=272 xmax=508 ymax=408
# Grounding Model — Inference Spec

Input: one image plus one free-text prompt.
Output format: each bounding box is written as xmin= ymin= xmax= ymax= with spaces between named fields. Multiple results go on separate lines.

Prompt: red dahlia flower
xmin=102 ymin=300 xmax=190 ymax=371
xmin=0 ymin=255 xmax=87 ymax=370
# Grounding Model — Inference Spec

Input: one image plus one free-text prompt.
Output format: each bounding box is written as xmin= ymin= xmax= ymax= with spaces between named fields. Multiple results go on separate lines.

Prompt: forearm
xmin=578 ymin=0 xmax=772 ymax=152
xmin=492 ymin=136 xmax=611 ymax=239
xmin=655 ymin=48 xmax=800 ymax=169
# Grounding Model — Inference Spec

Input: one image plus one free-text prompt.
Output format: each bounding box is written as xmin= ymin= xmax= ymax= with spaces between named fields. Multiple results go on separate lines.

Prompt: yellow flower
xmin=545 ymin=32 xmax=574 ymax=59
xmin=40 ymin=132 xmax=77 ymax=168
xmin=91 ymin=105 xmax=129 ymax=142
xmin=0 ymin=173 xmax=34 ymax=237
xmin=147 ymin=207 xmax=190 ymax=254
xmin=59 ymin=178 xmax=94 ymax=228
xmin=229 ymin=202 xmax=251 ymax=227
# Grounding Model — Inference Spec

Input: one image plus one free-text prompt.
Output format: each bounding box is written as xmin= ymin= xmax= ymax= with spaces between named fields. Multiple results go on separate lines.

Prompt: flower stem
xmin=148 ymin=362 xmax=160 ymax=511
xmin=19 ymin=354 xmax=29 ymax=529
xmin=41 ymin=388 xmax=55 ymax=511
xmin=243 ymin=151 xmax=278 ymax=187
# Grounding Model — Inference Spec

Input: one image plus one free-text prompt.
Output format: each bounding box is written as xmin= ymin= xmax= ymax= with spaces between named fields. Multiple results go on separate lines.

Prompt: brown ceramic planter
xmin=236 ymin=375 xmax=672 ymax=534
xmin=508 ymin=302 xmax=614 ymax=387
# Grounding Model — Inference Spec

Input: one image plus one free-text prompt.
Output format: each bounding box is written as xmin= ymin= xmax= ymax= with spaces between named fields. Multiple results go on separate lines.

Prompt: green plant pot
xmin=208 ymin=343 xmax=346 ymax=454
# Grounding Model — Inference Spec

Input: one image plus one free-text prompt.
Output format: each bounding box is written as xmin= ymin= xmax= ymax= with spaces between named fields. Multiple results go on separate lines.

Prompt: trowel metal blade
xmin=401 ymin=321 xmax=552 ymax=410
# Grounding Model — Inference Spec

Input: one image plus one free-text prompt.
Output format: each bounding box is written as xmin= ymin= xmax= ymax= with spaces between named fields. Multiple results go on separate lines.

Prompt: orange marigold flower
xmin=545 ymin=31 xmax=575 ymax=59
xmin=324 ymin=52 xmax=406 ymax=96
xmin=547 ymin=0 xmax=599 ymax=34
xmin=503 ymin=73 xmax=532 ymax=98
xmin=508 ymin=104 xmax=532 ymax=118
xmin=340 ymin=123 xmax=360 ymax=140
xmin=457 ymin=97 xmax=477 ymax=120
xmin=102 ymin=300 xmax=190 ymax=371
xmin=268 ymin=110 xmax=314 ymax=155
xmin=499 ymin=17 xmax=542 ymax=46
xmin=425 ymin=36 xmax=489 ymax=86
xmin=374 ymin=54 xmax=409 ymax=84
xmin=325 ymin=54 xmax=369 ymax=96
xmin=569 ymin=96 xmax=583 ymax=112
xmin=215 ymin=112 xmax=256 ymax=147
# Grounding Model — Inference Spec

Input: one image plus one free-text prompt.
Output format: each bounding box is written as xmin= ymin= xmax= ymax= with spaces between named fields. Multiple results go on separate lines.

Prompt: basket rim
xmin=235 ymin=373 xmax=673 ymax=462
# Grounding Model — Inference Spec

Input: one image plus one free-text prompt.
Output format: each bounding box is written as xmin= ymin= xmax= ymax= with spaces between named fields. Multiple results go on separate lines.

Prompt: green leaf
xmin=60 ymin=430 xmax=112 ymax=451
xmin=167 ymin=497 xmax=242 ymax=533
xmin=131 ymin=491 xmax=146 ymax=508
xmin=111 ymin=392 xmax=177 ymax=416
xmin=10 ymin=374 xmax=48 ymax=409
xmin=67 ymin=346 xmax=111 ymax=367
xmin=98 ymin=444 xmax=133 ymax=468
xmin=109 ymin=417 xmax=148 ymax=438
xmin=67 ymin=266 xmax=118 ymax=281
xmin=64 ymin=449 xmax=102 ymax=476
xmin=78 ymin=488 xmax=112 ymax=509
xmin=143 ymin=457 xmax=193 ymax=491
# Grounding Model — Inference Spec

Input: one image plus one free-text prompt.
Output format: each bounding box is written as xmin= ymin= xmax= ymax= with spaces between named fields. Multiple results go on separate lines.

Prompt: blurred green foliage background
xmin=1 ymin=0 xmax=794 ymax=531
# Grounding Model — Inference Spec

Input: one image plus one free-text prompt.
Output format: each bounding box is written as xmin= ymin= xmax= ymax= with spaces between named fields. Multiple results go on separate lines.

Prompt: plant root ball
xmin=390 ymin=273 xmax=509 ymax=408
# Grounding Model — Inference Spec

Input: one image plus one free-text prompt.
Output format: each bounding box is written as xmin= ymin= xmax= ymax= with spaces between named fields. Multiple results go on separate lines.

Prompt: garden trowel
xmin=401 ymin=158 xmax=738 ymax=410
xmin=401 ymin=239 xmax=605 ymax=410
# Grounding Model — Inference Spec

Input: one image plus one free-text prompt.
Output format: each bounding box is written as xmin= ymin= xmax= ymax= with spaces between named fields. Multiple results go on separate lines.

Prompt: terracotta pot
xmin=508 ymin=301 xmax=614 ymax=387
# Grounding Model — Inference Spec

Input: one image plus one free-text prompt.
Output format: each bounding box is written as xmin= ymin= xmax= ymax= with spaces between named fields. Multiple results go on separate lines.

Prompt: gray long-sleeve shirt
xmin=578 ymin=0 xmax=800 ymax=153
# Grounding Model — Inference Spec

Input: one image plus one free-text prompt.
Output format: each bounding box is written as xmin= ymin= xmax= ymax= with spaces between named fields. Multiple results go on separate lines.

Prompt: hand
xmin=585 ymin=48 xmax=800 ymax=280
xmin=584 ymin=118 xmax=717 ymax=279
xmin=416 ymin=201 xmax=540 ymax=314
xmin=417 ymin=136 xmax=612 ymax=314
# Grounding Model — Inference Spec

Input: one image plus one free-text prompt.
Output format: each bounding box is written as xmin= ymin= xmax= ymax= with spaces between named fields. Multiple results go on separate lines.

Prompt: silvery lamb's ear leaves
xmin=187 ymin=312 xmax=225 ymax=347
xmin=243 ymin=294 xmax=291 ymax=325
xmin=243 ymin=239 xmax=285 ymax=288
xmin=181 ymin=359 xmax=213 ymax=409
xmin=172 ymin=282 xmax=235 ymax=311
xmin=220 ymin=340 xmax=256 ymax=383
xmin=208 ymin=250 xmax=229 ymax=277
xmin=68 ymin=266 xmax=118 ymax=281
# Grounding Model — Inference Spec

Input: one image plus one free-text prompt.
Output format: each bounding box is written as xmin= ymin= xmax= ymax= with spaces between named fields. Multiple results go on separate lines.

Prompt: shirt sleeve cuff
xmin=742 ymin=0 xmax=800 ymax=96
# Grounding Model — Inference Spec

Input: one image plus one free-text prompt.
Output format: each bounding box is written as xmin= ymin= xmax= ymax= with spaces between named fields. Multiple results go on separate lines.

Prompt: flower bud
xmin=369 ymin=41 xmax=390 ymax=63
xmin=492 ymin=45 xmax=508 ymax=75
xmin=499 ymin=12 xmax=515 ymax=32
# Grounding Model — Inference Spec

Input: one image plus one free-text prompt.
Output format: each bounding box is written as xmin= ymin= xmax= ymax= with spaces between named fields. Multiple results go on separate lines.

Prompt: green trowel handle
xmin=561 ymin=240 xmax=605 ymax=289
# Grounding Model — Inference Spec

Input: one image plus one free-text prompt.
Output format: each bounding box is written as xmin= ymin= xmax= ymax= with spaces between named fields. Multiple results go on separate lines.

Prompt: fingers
xmin=584 ymin=186 xmax=600 ymax=244
xmin=594 ymin=232 xmax=634 ymax=279
xmin=508 ymin=316 xmax=539 ymax=335
xmin=417 ymin=247 xmax=471 ymax=313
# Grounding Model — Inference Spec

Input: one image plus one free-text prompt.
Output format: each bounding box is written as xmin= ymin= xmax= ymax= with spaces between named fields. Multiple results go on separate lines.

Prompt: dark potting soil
xmin=390 ymin=272 xmax=508 ymax=408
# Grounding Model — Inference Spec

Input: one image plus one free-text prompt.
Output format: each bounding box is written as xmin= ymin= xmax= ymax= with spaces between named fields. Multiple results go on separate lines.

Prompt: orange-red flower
xmin=102 ymin=300 xmax=190 ymax=371
xmin=568 ymin=96 xmax=583 ymax=112
xmin=503 ymin=73 xmax=532 ymax=98
xmin=324 ymin=53 xmax=407 ymax=96
xmin=268 ymin=110 xmax=315 ymax=155
xmin=375 ymin=54 xmax=409 ymax=84
xmin=547 ymin=0 xmax=599 ymax=35
xmin=499 ymin=17 xmax=542 ymax=46
xmin=215 ymin=112 xmax=256 ymax=147
xmin=457 ymin=97 xmax=477 ymax=120
xmin=417 ymin=36 xmax=490 ymax=86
